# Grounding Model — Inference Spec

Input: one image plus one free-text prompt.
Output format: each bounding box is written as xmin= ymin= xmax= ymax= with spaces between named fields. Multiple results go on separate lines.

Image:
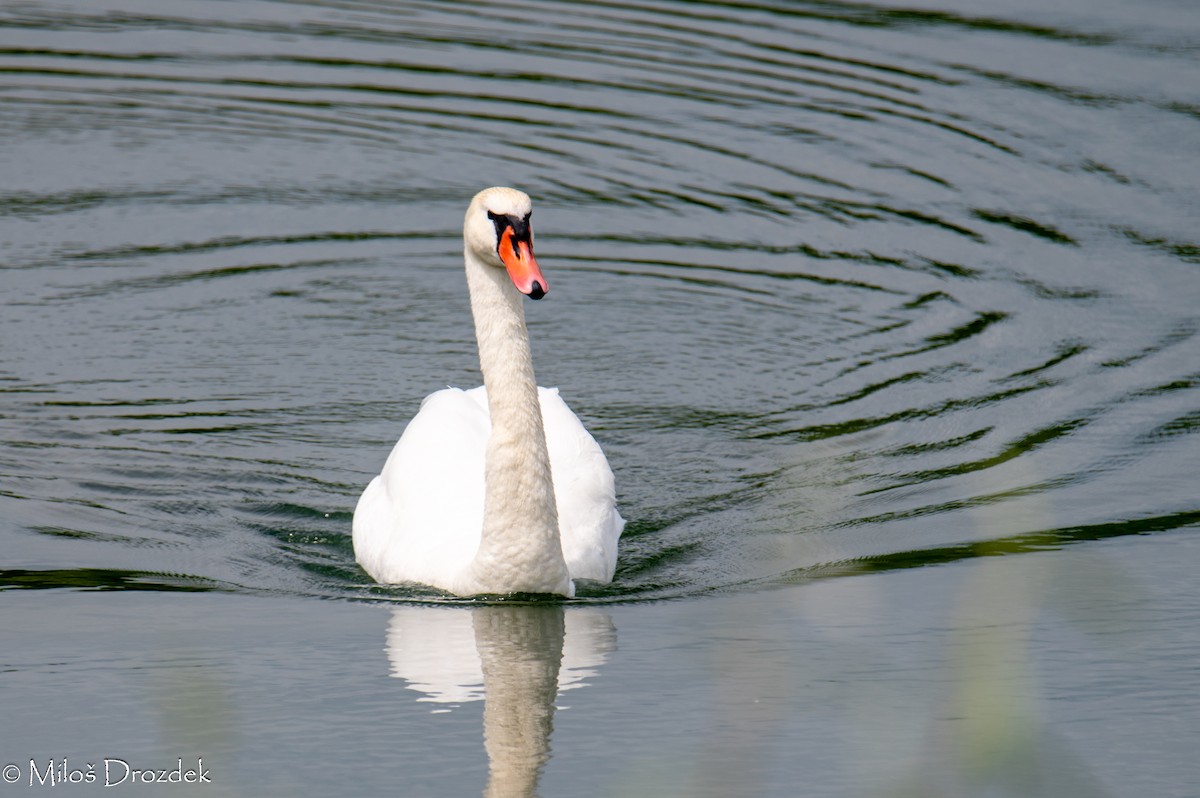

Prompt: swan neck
xmin=464 ymin=247 xmax=569 ymax=595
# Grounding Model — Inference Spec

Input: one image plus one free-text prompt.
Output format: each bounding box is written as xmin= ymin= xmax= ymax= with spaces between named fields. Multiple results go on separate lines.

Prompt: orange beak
xmin=498 ymin=226 xmax=548 ymax=300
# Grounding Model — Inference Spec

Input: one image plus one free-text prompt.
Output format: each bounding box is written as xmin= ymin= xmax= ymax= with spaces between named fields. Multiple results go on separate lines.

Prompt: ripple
xmin=0 ymin=567 xmax=221 ymax=592
xmin=1 ymin=0 xmax=1198 ymax=602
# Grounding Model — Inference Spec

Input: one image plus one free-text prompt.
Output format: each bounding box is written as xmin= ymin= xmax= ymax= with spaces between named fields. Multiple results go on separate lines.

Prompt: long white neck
xmin=463 ymin=247 xmax=571 ymax=596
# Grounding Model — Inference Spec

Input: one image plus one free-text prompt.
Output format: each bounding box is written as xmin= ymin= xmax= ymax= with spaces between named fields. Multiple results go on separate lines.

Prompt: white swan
xmin=353 ymin=187 xmax=624 ymax=597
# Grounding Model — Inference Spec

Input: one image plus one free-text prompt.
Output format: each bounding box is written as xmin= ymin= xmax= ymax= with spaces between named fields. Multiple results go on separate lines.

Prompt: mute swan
xmin=353 ymin=187 xmax=624 ymax=597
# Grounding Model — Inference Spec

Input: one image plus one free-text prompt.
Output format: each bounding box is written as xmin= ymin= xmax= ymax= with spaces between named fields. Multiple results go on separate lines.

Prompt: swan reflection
xmin=384 ymin=604 xmax=616 ymax=797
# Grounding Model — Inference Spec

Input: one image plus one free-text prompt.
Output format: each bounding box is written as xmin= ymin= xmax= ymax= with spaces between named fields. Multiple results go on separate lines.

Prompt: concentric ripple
xmin=1 ymin=0 xmax=1197 ymax=600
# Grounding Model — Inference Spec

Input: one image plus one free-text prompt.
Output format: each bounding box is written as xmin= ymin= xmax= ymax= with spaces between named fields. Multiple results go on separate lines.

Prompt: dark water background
xmin=2 ymin=1 xmax=1198 ymax=795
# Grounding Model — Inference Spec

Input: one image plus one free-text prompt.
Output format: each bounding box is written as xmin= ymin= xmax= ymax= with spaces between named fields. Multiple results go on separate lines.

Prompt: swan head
xmin=465 ymin=187 xmax=548 ymax=300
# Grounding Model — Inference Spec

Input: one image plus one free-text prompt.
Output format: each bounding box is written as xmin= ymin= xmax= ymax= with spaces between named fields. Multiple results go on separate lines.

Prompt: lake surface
xmin=1 ymin=0 xmax=1198 ymax=795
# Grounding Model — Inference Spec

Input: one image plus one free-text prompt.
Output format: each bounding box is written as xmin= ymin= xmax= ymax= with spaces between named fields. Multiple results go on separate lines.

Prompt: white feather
xmin=352 ymin=187 xmax=623 ymax=596
xmin=353 ymin=386 xmax=622 ymax=593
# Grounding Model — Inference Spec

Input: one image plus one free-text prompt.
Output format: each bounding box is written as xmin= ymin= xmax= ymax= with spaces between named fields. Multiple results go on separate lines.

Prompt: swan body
xmin=353 ymin=187 xmax=623 ymax=597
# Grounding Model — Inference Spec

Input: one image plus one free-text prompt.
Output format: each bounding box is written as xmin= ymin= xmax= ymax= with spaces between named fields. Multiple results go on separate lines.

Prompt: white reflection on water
xmin=384 ymin=605 xmax=616 ymax=797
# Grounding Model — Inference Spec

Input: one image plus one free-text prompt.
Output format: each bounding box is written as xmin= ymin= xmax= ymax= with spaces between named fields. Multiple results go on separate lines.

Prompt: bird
xmin=353 ymin=187 xmax=624 ymax=597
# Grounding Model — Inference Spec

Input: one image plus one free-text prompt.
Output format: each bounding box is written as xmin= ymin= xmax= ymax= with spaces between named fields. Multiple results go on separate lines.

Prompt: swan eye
xmin=487 ymin=210 xmax=532 ymax=246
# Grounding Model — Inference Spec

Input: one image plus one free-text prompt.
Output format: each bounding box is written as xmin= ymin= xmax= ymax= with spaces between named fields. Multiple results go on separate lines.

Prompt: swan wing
xmin=539 ymin=387 xmax=624 ymax=583
xmin=353 ymin=385 xmax=622 ymax=589
xmin=353 ymin=387 xmax=490 ymax=589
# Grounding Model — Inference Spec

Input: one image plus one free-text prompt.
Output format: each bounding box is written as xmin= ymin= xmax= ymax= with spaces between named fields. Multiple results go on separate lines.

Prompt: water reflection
xmin=385 ymin=605 xmax=616 ymax=797
xmin=891 ymin=553 xmax=1120 ymax=797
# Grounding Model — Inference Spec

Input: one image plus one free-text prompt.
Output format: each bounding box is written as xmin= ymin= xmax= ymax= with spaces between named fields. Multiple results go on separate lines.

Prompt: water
xmin=1 ymin=0 xmax=1198 ymax=794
